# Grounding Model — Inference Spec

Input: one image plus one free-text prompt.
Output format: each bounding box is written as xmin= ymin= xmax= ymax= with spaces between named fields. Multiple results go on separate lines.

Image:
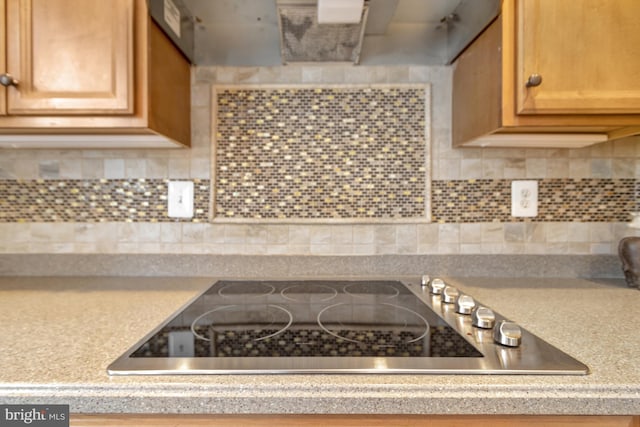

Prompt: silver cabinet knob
xmin=442 ymin=286 xmax=459 ymax=304
xmin=493 ymin=320 xmax=522 ymax=347
xmin=0 ymin=73 xmax=19 ymax=87
xmin=525 ymin=74 xmax=542 ymax=88
xmin=455 ymin=294 xmax=476 ymax=314
xmin=471 ymin=306 xmax=495 ymax=329
xmin=429 ymin=278 xmax=446 ymax=295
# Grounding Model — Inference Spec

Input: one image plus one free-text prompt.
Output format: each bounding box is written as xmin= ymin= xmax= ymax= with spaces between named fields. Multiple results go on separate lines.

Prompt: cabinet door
xmin=0 ymin=0 xmax=6 ymax=116
xmin=516 ymin=0 xmax=640 ymax=115
xmin=5 ymin=0 xmax=133 ymax=115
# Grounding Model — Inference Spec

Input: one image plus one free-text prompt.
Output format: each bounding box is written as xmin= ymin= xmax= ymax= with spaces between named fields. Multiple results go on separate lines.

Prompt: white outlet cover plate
xmin=511 ymin=180 xmax=538 ymax=217
xmin=168 ymin=180 xmax=194 ymax=218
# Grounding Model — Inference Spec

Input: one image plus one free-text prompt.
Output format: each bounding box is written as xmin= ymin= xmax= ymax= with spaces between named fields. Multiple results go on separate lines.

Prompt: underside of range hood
xmin=277 ymin=2 xmax=369 ymax=64
xmin=164 ymin=0 xmax=501 ymax=66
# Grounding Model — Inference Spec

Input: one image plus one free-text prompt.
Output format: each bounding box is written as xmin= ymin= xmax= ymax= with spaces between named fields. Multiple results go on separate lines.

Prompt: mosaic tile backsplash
xmin=0 ymin=178 xmax=636 ymax=223
xmin=214 ymin=86 xmax=429 ymax=220
xmin=432 ymin=179 xmax=637 ymax=223
xmin=1 ymin=65 xmax=639 ymax=257
xmin=0 ymin=179 xmax=209 ymax=223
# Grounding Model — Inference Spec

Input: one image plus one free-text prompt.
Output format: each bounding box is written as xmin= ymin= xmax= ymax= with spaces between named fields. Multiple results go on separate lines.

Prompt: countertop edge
xmin=2 ymin=382 xmax=639 ymax=415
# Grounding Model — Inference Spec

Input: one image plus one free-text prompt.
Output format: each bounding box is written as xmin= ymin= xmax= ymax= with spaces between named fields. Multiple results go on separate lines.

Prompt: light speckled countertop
xmin=0 ymin=275 xmax=639 ymax=415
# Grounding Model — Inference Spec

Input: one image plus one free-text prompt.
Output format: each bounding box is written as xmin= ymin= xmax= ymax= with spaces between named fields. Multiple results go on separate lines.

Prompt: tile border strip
xmin=0 ymin=178 xmax=636 ymax=223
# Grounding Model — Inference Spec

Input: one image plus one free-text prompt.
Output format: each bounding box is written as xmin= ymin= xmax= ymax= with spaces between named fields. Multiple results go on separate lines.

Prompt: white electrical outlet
xmin=168 ymin=180 xmax=194 ymax=218
xmin=511 ymin=180 xmax=538 ymax=217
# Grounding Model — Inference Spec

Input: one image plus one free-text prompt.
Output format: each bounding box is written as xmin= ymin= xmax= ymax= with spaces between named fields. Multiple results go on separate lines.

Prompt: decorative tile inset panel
xmin=213 ymin=86 xmax=429 ymax=220
xmin=0 ymin=179 xmax=209 ymax=222
xmin=432 ymin=179 xmax=636 ymax=223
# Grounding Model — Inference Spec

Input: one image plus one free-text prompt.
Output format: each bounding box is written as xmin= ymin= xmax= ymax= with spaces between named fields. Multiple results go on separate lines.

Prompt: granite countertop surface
xmin=0 ymin=275 xmax=639 ymax=416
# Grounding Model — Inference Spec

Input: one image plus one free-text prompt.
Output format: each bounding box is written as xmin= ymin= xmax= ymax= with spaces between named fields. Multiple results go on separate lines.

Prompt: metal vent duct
xmin=277 ymin=3 xmax=369 ymax=64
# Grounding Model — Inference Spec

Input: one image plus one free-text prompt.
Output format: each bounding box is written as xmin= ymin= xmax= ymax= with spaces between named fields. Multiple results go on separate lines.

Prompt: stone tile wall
xmin=0 ymin=65 xmax=638 ymax=256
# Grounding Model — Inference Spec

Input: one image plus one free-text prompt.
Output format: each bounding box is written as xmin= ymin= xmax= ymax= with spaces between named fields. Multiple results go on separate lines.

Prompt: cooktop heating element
xmin=107 ymin=279 xmax=589 ymax=375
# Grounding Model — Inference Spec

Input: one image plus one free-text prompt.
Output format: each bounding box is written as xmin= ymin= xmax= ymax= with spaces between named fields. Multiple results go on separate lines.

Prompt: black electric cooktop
xmin=107 ymin=279 xmax=589 ymax=375
xmin=131 ymin=280 xmax=480 ymax=359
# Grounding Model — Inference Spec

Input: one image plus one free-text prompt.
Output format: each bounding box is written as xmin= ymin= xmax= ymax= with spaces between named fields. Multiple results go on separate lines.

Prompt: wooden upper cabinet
xmin=5 ymin=0 xmax=133 ymax=115
xmin=0 ymin=0 xmax=190 ymax=148
xmin=516 ymin=0 xmax=640 ymax=115
xmin=452 ymin=0 xmax=640 ymax=147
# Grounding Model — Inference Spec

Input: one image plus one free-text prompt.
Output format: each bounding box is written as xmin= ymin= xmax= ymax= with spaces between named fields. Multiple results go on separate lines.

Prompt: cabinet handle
xmin=0 ymin=73 xmax=19 ymax=87
xmin=525 ymin=74 xmax=542 ymax=88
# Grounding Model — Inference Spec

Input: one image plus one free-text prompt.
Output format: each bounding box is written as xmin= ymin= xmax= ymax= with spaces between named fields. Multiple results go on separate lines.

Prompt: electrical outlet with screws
xmin=511 ymin=180 xmax=538 ymax=217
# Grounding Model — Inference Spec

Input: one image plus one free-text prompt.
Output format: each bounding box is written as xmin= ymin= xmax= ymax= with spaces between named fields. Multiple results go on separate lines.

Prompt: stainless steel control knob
xmin=455 ymin=294 xmax=476 ymax=314
xmin=493 ymin=320 xmax=522 ymax=347
xmin=471 ymin=306 xmax=495 ymax=329
xmin=421 ymin=275 xmax=430 ymax=288
xmin=429 ymin=278 xmax=446 ymax=295
xmin=442 ymin=286 xmax=459 ymax=304
xmin=525 ymin=73 xmax=542 ymax=88
xmin=0 ymin=73 xmax=18 ymax=87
